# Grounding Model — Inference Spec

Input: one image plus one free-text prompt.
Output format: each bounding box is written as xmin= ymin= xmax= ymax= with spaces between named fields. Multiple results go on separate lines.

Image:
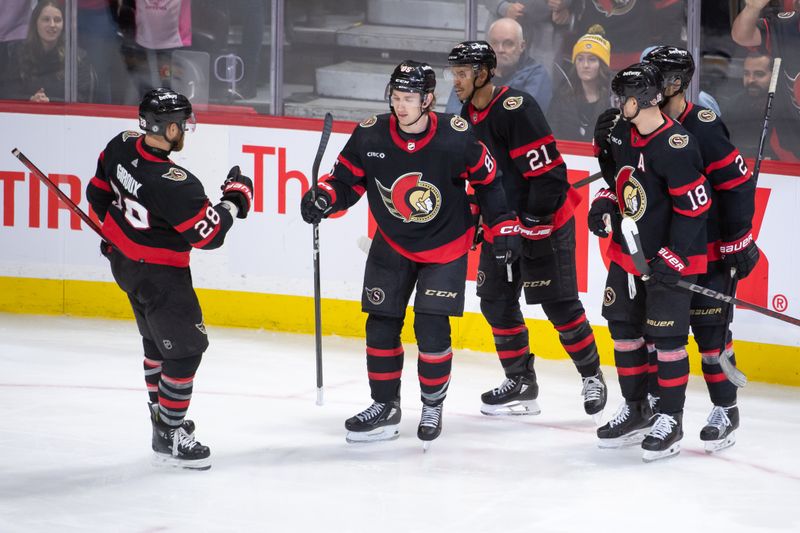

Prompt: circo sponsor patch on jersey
xmin=503 ymin=96 xmax=523 ymax=110
xmin=698 ymin=109 xmax=716 ymax=123
xmin=162 ymin=167 xmax=188 ymax=181
xmin=122 ymin=131 xmax=141 ymax=142
xmin=360 ymin=115 xmax=378 ymax=128
xmin=450 ymin=115 xmax=468 ymax=132
xmin=668 ymin=134 xmax=689 ymax=149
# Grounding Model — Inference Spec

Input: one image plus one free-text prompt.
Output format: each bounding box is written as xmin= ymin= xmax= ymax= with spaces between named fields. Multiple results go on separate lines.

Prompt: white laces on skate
xmin=171 ymin=427 xmax=199 ymax=455
xmin=355 ymin=402 xmax=385 ymax=422
xmin=491 ymin=378 xmax=518 ymax=396
xmin=581 ymin=375 xmax=604 ymax=402
xmin=608 ymin=402 xmax=631 ymax=428
xmin=647 ymin=394 xmax=660 ymax=411
xmin=706 ymin=405 xmax=732 ymax=431
xmin=649 ymin=414 xmax=678 ymax=441
xmin=420 ymin=405 xmax=442 ymax=428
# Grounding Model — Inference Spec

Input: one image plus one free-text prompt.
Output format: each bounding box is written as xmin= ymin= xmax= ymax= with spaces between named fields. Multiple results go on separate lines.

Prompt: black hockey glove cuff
xmin=587 ymin=189 xmax=618 ymax=238
xmin=300 ymin=187 xmax=334 ymax=225
xmin=487 ymin=213 xmax=521 ymax=265
xmin=646 ymin=247 xmax=688 ymax=286
xmin=720 ymin=233 xmax=760 ymax=280
xmin=220 ymin=166 xmax=254 ymax=219
xmin=519 ymin=213 xmax=554 ymax=241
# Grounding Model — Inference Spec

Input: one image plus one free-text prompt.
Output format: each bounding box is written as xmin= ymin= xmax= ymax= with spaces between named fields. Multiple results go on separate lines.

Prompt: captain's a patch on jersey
xmin=698 ymin=109 xmax=717 ymax=123
xmin=668 ymin=134 xmax=689 ymax=149
xmin=360 ymin=115 xmax=377 ymax=128
xmin=450 ymin=115 xmax=468 ymax=132
xmin=122 ymin=131 xmax=141 ymax=142
xmin=503 ymin=96 xmax=523 ymax=110
xmin=162 ymin=167 xmax=188 ymax=181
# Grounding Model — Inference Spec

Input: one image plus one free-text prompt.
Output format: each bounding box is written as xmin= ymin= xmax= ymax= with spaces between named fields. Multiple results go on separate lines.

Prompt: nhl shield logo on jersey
xmin=503 ymin=96 xmax=523 ymax=110
xmin=360 ymin=115 xmax=378 ymax=128
xmin=668 ymin=134 xmax=689 ymax=149
xmin=122 ymin=131 xmax=142 ymax=142
xmin=616 ymin=166 xmax=647 ymax=221
xmin=450 ymin=115 xmax=468 ymax=132
xmin=365 ymin=287 xmax=385 ymax=305
xmin=376 ymin=172 xmax=442 ymax=223
xmin=698 ymin=109 xmax=717 ymax=123
xmin=162 ymin=167 xmax=188 ymax=181
xmin=591 ymin=0 xmax=636 ymax=17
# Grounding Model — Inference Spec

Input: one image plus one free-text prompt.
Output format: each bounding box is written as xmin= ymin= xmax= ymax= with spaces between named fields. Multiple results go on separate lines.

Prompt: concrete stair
xmin=367 ymin=0 xmax=489 ymax=30
xmin=316 ymin=61 xmax=452 ymax=103
xmin=336 ymin=24 xmax=468 ymax=54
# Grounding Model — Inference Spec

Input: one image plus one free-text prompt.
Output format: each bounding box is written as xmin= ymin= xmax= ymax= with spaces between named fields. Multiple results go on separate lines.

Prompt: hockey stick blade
xmin=572 ymin=170 xmax=602 ymax=189
xmin=13 ymin=148 xmax=104 ymax=239
xmin=620 ymin=217 xmax=800 ymax=327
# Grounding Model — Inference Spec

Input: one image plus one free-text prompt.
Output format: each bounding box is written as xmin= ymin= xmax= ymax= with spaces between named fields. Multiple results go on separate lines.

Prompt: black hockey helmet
xmin=643 ymin=45 xmax=695 ymax=93
xmin=138 ymin=88 xmax=194 ymax=135
xmin=448 ymin=40 xmax=497 ymax=71
xmin=611 ymin=62 xmax=664 ymax=109
xmin=384 ymin=60 xmax=436 ymax=101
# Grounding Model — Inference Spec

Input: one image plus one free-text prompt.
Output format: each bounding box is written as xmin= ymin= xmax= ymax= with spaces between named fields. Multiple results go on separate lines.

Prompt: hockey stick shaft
xmin=572 ymin=170 xmax=602 ymax=189
xmin=312 ymin=113 xmax=333 ymax=406
xmin=752 ymin=57 xmax=781 ymax=183
xmin=12 ymin=148 xmax=104 ymax=238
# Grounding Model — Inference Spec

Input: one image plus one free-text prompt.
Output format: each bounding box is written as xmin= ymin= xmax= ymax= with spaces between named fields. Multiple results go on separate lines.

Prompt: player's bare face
xmin=166 ymin=124 xmax=185 ymax=152
xmin=37 ymin=6 xmax=63 ymax=49
xmin=391 ymin=91 xmax=428 ymax=130
xmin=621 ymin=96 xmax=638 ymax=121
xmin=575 ymin=53 xmax=600 ymax=83
xmin=448 ymin=66 xmax=475 ymax=102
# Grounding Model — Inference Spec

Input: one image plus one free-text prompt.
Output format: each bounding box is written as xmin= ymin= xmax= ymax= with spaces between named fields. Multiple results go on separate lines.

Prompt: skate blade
xmin=597 ymin=429 xmax=647 ymax=449
xmin=345 ymin=424 xmax=400 ymax=443
xmin=642 ymin=441 xmax=681 ymax=463
xmin=151 ymin=452 xmax=211 ymax=471
xmin=423 ymin=441 xmax=431 ymax=453
xmin=480 ymin=399 xmax=541 ymax=416
xmin=591 ymin=411 xmax=604 ymax=426
xmin=703 ymin=432 xmax=736 ymax=454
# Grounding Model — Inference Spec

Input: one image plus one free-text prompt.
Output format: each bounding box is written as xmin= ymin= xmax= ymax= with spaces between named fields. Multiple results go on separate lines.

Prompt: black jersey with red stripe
xmin=461 ymin=86 xmax=580 ymax=228
xmin=321 ymin=112 xmax=508 ymax=264
xmin=604 ymin=115 xmax=710 ymax=275
xmin=86 ymin=131 xmax=233 ymax=267
xmin=676 ymin=102 xmax=755 ymax=254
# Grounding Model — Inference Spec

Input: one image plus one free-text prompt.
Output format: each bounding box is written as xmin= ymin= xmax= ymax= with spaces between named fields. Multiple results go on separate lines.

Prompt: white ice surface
xmin=0 ymin=313 xmax=798 ymax=533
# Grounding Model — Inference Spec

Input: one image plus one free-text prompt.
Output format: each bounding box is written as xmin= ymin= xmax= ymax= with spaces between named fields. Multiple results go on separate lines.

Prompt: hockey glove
xmin=488 ymin=213 xmax=521 ymax=265
xmin=100 ymin=240 xmax=113 ymax=258
xmin=646 ymin=247 xmax=688 ymax=287
xmin=468 ymin=193 xmax=483 ymax=248
xmin=300 ymin=186 xmax=334 ymax=224
xmin=593 ymin=108 xmax=620 ymax=155
xmin=587 ymin=189 xmax=618 ymax=238
xmin=720 ymin=233 xmax=760 ymax=280
xmin=519 ymin=213 xmax=554 ymax=241
xmin=220 ymin=165 xmax=254 ymax=219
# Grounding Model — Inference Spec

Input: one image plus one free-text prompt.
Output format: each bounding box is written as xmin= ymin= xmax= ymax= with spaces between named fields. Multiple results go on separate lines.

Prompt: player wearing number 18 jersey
xmin=86 ymin=88 xmax=253 ymax=470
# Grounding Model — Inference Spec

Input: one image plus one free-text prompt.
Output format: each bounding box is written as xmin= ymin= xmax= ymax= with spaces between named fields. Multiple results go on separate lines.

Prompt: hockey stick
xmin=619 ymin=217 xmax=800 ymax=327
xmin=572 ymin=170 xmax=602 ymax=189
xmin=311 ymin=113 xmax=334 ymax=406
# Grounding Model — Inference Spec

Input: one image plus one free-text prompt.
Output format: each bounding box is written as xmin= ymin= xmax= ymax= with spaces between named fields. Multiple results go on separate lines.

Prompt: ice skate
xmin=581 ymin=371 xmax=607 ymax=424
xmin=700 ymin=404 xmax=739 ymax=453
xmin=418 ymin=403 xmax=443 ymax=451
xmin=642 ymin=412 xmax=683 ymax=462
xmin=480 ymin=373 xmax=540 ymax=416
xmin=149 ymin=401 xmax=195 ymax=435
xmin=597 ymin=399 xmax=654 ymax=448
xmin=345 ymin=400 xmax=401 ymax=443
xmin=151 ymin=423 xmax=211 ymax=470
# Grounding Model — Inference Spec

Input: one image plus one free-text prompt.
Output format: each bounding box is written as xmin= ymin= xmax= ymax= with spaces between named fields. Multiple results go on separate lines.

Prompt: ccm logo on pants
xmin=523 ymin=280 xmax=552 ymax=288
xmin=424 ymin=290 xmax=458 ymax=298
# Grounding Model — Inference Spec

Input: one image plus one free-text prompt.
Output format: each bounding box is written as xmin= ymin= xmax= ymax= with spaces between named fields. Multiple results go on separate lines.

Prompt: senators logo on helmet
xmin=376 ymin=172 xmax=442 ymax=223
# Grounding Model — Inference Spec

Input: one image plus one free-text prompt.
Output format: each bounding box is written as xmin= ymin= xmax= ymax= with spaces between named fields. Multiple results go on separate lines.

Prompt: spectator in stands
xmin=722 ymin=51 xmax=774 ymax=159
xmin=78 ymin=1 xmax=127 ymax=104
xmin=7 ymin=0 xmax=94 ymax=103
xmin=547 ymin=24 xmax=610 ymax=142
xmin=446 ymin=17 xmax=553 ymax=113
xmin=230 ymin=0 xmax=266 ymax=100
xmin=732 ymin=0 xmax=800 ymax=162
xmin=0 ymin=0 xmax=34 ymax=99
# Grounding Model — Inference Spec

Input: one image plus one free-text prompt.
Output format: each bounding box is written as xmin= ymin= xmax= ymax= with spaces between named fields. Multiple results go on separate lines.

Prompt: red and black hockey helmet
xmin=611 ymin=62 xmax=664 ymax=109
xmin=385 ymin=60 xmax=436 ymax=100
xmin=448 ymin=40 xmax=497 ymax=71
xmin=643 ymin=45 xmax=695 ymax=93
xmin=139 ymin=88 xmax=195 ymax=135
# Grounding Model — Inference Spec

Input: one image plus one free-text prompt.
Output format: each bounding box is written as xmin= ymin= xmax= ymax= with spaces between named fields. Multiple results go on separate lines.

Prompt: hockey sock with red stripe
xmin=612 ymin=337 xmax=648 ymax=401
xmin=646 ymin=341 xmax=658 ymax=399
xmin=365 ymin=314 xmax=404 ymax=402
xmin=695 ymin=325 xmax=737 ymax=406
xmin=544 ymin=301 xmax=600 ymax=378
xmin=415 ymin=314 xmax=452 ymax=405
xmin=480 ymin=299 xmax=531 ymax=377
xmin=655 ymin=346 xmax=690 ymax=414
xmin=158 ymin=355 xmax=201 ymax=428
xmin=142 ymin=338 xmax=164 ymax=404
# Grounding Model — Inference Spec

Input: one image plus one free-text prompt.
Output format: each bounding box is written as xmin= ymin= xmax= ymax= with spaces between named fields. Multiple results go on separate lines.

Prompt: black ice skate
xmin=700 ymin=404 xmax=739 ymax=453
xmin=149 ymin=402 xmax=195 ymax=436
xmin=597 ymin=399 xmax=654 ymax=448
xmin=642 ymin=412 xmax=683 ymax=462
xmin=581 ymin=371 xmax=607 ymax=423
xmin=151 ymin=422 xmax=211 ymax=470
xmin=480 ymin=373 xmax=540 ymax=416
xmin=345 ymin=400 xmax=401 ymax=443
xmin=418 ymin=403 xmax=443 ymax=451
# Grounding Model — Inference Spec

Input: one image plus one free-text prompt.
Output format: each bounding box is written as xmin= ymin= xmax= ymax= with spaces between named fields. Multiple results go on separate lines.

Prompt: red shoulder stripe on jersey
xmin=509 ymin=134 xmax=556 ymax=160
xmin=668 ymin=175 xmax=706 ymax=196
xmin=467 ymin=86 xmax=510 ymax=124
xmin=89 ymin=176 xmax=111 ymax=192
xmin=136 ymin=137 xmax=170 ymax=162
xmin=677 ymin=101 xmax=694 ymax=123
xmin=336 ymin=154 xmax=365 ymax=177
xmin=673 ymin=201 xmax=711 ymax=218
xmin=523 ymin=155 xmax=565 ymax=178
xmin=174 ymin=200 xmax=211 ymax=233
xmin=389 ymin=112 xmax=438 ymax=153
xmin=102 ymin=215 xmax=190 ymax=267
xmin=377 ymin=226 xmax=473 ymax=264
xmin=705 ymin=149 xmax=740 ymax=175
xmin=713 ymin=173 xmax=751 ymax=192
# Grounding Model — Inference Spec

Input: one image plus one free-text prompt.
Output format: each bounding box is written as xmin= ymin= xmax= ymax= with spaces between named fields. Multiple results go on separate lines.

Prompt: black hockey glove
xmin=646 ymin=247 xmax=688 ymax=287
xmin=587 ymin=188 xmax=618 ymax=238
xmin=468 ymin=193 xmax=483 ymax=249
xmin=220 ymin=165 xmax=254 ymax=219
xmin=300 ymin=187 xmax=334 ymax=225
xmin=720 ymin=233 xmax=760 ymax=280
xmin=488 ymin=213 xmax=521 ymax=265
xmin=593 ymin=108 xmax=620 ymax=155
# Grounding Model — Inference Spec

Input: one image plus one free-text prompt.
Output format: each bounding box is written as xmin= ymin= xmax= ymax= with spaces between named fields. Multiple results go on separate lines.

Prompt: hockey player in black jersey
xmin=589 ymin=63 xmax=711 ymax=461
xmin=447 ymin=41 xmax=607 ymax=420
xmin=300 ymin=60 xmax=519 ymax=447
xmin=643 ymin=46 xmax=758 ymax=453
xmin=86 ymin=88 xmax=253 ymax=470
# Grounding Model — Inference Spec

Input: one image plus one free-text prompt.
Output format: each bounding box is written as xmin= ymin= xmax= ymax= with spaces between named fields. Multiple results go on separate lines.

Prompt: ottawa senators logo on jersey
xmin=376 ymin=172 xmax=442 ymax=223
xmin=503 ymin=96 xmax=523 ymax=110
xmin=360 ymin=115 xmax=377 ymax=128
xmin=668 ymin=134 xmax=689 ymax=149
xmin=162 ymin=167 xmax=188 ymax=181
xmin=122 ymin=131 xmax=141 ymax=142
xmin=603 ymin=287 xmax=616 ymax=306
xmin=616 ymin=166 xmax=647 ymax=221
xmin=591 ymin=0 xmax=635 ymax=17
xmin=698 ymin=109 xmax=717 ymax=123
xmin=450 ymin=115 xmax=468 ymax=132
